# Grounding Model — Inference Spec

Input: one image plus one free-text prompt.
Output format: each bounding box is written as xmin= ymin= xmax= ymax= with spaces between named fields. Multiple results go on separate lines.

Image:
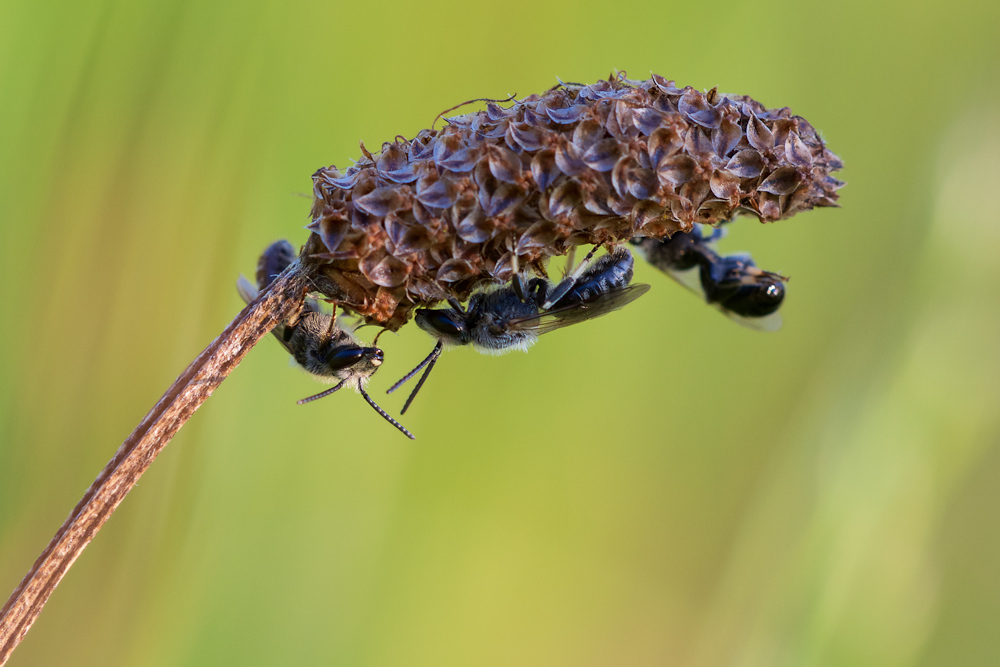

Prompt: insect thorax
xmin=467 ymin=289 xmax=539 ymax=353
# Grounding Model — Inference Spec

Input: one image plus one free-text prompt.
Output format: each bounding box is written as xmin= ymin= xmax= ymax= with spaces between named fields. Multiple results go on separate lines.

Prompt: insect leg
xmin=511 ymin=273 xmax=530 ymax=302
xmin=286 ymin=294 xmax=310 ymax=330
xmin=324 ymin=310 xmax=340 ymax=339
xmin=562 ymin=245 xmax=577 ymax=279
xmin=542 ymin=245 xmax=601 ymax=309
xmin=701 ymin=225 xmax=725 ymax=243
xmin=359 ymin=388 xmax=416 ymax=439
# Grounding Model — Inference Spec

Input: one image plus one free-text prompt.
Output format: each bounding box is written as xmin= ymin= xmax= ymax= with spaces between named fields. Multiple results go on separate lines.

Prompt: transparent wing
xmin=662 ymin=265 xmax=703 ymax=299
xmin=506 ymin=283 xmax=651 ymax=336
xmin=660 ymin=267 xmax=783 ymax=332
xmin=236 ymin=274 xmax=259 ymax=304
xmin=720 ymin=308 xmax=783 ymax=332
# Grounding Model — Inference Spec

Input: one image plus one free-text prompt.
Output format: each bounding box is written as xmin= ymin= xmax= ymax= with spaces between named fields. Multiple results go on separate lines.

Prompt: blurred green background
xmin=1 ymin=0 xmax=999 ymax=665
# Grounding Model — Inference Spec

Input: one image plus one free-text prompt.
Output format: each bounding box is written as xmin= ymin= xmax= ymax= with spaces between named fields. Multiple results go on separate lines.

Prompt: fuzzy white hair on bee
xmin=471 ymin=333 xmax=539 ymax=356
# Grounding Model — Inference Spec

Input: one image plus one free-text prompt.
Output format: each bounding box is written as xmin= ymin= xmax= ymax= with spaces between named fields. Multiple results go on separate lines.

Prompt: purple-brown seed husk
xmin=302 ymin=72 xmax=844 ymax=330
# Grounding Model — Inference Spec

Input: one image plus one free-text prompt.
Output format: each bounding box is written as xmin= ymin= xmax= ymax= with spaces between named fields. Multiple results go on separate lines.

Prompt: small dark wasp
xmin=631 ymin=226 xmax=787 ymax=331
xmin=237 ymin=240 xmax=414 ymax=439
xmin=387 ymin=246 xmax=650 ymax=413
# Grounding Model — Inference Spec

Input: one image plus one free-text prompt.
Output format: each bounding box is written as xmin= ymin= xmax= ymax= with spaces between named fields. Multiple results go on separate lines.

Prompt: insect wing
xmin=662 ymin=265 xmax=704 ymax=299
xmin=720 ymin=308 xmax=783 ymax=332
xmin=236 ymin=274 xmax=259 ymax=304
xmin=506 ymin=283 xmax=651 ymax=336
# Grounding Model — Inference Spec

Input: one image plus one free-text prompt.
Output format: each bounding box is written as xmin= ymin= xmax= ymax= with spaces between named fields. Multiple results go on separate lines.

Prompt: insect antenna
xmin=359 ymin=388 xmax=415 ymax=439
xmin=386 ymin=341 xmax=443 ymax=414
xmin=400 ymin=343 xmax=443 ymax=415
xmin=297 ymin=379 xmax=348 ymax=405
xmin=387 ymin=341 xmax=441 ymax=394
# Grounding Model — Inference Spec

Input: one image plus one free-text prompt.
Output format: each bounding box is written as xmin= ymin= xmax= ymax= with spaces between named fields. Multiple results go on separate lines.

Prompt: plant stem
xmin=0 ymin=265 xmax=310 ymax=665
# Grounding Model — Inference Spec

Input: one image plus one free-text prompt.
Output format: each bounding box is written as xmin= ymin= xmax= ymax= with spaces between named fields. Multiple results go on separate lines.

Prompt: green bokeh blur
xmin=1 ymin=0 xmax=999 ymax=665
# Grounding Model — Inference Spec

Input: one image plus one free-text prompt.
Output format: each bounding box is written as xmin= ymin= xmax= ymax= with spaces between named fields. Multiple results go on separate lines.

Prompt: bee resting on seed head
xmin=303 ymin=72 xmax=844 ymax=330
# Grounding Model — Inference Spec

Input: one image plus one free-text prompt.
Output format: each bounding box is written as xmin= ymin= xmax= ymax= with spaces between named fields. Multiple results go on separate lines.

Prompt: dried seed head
xmin=304 ymin=72 xmax=844 ymax=329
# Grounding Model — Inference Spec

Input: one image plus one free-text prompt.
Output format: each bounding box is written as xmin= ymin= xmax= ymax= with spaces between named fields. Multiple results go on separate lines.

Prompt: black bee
xmin=631 ymin=227 xmax=786 ymax=331
xmin=238 ymin=240 xmax=414 ymax=439
xmin=387 ymin=246 xmax=650 ymax=413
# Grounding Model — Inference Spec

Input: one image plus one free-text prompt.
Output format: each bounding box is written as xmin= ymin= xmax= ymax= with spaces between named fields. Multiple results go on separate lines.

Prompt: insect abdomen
xmin=556 ymin=248 xmax=635 ymax=307
xmin=256 ymin=240 xmax=298 ymax=290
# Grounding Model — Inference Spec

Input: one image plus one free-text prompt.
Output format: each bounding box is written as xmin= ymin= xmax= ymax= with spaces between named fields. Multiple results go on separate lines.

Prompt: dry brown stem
xmin=0 ymin=265 xmax=310 ymax=666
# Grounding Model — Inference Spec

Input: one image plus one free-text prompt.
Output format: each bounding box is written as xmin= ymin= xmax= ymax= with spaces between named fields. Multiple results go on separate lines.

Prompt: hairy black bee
xmin=387 ymin=246 xmax=650 ymax=413
xmin=238 ymin=240 xmax=414 ymax=439
xmin=631 ymin=227 xmax=786 ymax=331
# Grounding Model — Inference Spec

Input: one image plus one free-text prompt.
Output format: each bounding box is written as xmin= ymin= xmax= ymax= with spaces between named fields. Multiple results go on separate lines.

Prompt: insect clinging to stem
xmin=238 ymin=240 xmax=415 ymax=439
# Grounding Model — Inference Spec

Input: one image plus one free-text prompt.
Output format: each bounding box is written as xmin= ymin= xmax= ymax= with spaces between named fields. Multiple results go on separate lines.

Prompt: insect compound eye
xmin=326 ymin=346 xmax=367 ymax=371
xmin=370 ymin=348 xmax=384 ymax=366
xmin=415 ymin=308 xmax=467 ymax=343
xmin=757 ymin=280 xmax=785 ymax=306
xmin=729 ymin=280 xmax=785 ymax=317
xmin=758 ymin=281 xmax=786 ymax=313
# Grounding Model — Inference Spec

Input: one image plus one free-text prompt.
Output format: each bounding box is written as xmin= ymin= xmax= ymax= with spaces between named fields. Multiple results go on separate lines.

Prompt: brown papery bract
xmin=303 ymin=72 xmax=844 ymax=330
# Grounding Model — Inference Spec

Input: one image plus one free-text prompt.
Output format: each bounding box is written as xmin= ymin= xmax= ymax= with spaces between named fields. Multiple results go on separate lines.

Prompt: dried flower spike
xmin=303 ymin=72 xmax=844 ymax=329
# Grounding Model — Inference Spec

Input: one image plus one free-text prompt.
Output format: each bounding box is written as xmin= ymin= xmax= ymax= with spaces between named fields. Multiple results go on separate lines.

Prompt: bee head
xmin=415 ymin=308 xmax=470 ymax=346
